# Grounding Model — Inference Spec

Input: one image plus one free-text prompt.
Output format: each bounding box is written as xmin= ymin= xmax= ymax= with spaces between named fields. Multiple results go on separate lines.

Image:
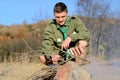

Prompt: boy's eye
xmin=62 ymin=16 xmax=65 ymax=18
xmin=56 ymin=16 xmax=60 ymax=18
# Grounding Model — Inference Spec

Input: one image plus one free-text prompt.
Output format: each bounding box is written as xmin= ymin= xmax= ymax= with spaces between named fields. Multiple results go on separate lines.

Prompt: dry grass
xmin=0 ymin=57 xmax=120 ymax=80
xmin=0 ymin=61 xmax=47 ymax=80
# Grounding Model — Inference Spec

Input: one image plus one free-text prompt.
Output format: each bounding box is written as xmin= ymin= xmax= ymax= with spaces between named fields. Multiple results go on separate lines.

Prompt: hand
xmin=62 ymin=37 xmax=71 ymax=50
xmin=50 ymin=54 xmax=61 ymax=64
xmin=69 ymin=40 xmax=88 ymax=56
xmin=70 ymin=47 xmax=81 ymax=56
xmin=39 ymin=55 xmax=46 ymax=64
xmin=78 ymin=40 xmax=88 ymax=54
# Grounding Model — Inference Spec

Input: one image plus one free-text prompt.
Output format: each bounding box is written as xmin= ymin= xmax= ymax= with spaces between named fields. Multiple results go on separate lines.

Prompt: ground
xmin=83 ymin=57 xmax=120 ymax=80
xmin=0 ymin=61 xmax=47 ymax=80
xmin=0 ymin=57 xmax=120 ymax=80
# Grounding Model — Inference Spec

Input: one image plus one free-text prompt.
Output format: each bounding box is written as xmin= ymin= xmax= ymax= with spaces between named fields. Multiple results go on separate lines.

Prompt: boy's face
xmin=54 ymin=11 xmax=68 ymax=26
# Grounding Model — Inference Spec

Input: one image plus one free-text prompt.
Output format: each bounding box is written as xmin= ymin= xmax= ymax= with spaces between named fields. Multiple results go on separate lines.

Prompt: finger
xmin=64 ymin=44 xmax=67 ymax=49
xmin=69 ymin=48 xmax=75 ymax=56
xmin=56 ymin=55 xmax=61 ymax=61
xmin=65 ymin=41 xmax=69 ymax=49
xmin=62 ymin=40 xmax=70 ymax=50
xmin=54 ymin=55 xmax=61 ymax=62
xmin=75 ymin=47 xmax=81 ymax=56
xmin=52 ymin=56 xmax=57 ymax=62
xmin=78 ymin=46 xmax=82 ymax=53
xmin=53 ymin=61 xmax=58 ymax=64
xmin=65 ymin=42 xmax=69 ymax=49
xmin=78 ymin=45 xmax=83 ymax=53
xmin=62 ymin=42 xmax=67 ymax=50
xmin=52 ymin=57 xmax=55 ymax=62
xmin=71 ymin=47 xmax=77 ymax=57
xmin=62 ymin=44 xmax=64 ymax=50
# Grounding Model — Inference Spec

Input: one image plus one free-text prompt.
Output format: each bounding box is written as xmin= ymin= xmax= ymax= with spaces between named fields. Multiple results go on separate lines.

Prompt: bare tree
xmin=32 ymin=9 xmax=50 ymax=24
xmin=76 ymin=0 xmax=113 ymax=57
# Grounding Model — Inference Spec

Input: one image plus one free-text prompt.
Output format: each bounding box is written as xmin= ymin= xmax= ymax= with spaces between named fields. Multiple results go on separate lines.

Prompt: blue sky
xmin=0 ymin=0 xmax=120 ymax=26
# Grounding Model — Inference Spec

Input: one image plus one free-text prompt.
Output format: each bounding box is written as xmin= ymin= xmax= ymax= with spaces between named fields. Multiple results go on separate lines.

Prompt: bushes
xmin=0 ymin=41 xmax=11 ymax=62
xmin=0 ymin=21 xmax=46 ymax=63
xmin=0 ymin=36 xmax=42 ymax=62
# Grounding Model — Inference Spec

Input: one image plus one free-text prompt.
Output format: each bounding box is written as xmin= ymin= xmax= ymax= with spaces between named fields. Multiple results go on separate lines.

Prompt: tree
xmin=76 ymin=0 xmax=113 ymax=57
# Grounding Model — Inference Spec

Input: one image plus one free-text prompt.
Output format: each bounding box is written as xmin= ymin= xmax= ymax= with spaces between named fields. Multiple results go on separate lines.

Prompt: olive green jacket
xmin=41 ymin=15 xmax=90 ymax=58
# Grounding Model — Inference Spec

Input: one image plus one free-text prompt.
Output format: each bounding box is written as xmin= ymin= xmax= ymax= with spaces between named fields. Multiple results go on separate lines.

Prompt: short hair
xmin=54 ymin=2 xmax=68 ymax=13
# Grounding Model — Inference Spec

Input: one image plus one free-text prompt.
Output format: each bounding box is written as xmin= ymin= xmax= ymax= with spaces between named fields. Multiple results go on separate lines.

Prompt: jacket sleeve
xmin=69 ymin=16 xmax=90 ymax=42
xmin=41 ymin=24 xmax=55 ymax=58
